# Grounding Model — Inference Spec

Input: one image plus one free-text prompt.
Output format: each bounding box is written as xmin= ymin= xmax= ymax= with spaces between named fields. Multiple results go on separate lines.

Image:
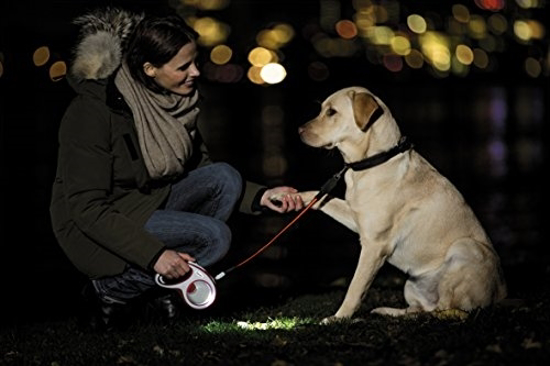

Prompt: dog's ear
xmin=351 ymin=92 xmax=383 ymax=132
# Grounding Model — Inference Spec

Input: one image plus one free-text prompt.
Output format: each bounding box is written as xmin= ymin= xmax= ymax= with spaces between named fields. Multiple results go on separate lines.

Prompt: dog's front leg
xmin=322 ymin=243 xmax=387 ymax=324
xmin=315 ymin=195 xmax=358 ymax=233
xmin=270 ymin=191 xmax=357 ymax=232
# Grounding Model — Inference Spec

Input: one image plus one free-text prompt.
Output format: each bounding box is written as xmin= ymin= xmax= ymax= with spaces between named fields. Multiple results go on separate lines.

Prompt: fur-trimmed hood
xmin=70 ymin=7 xmax=144 ymax=81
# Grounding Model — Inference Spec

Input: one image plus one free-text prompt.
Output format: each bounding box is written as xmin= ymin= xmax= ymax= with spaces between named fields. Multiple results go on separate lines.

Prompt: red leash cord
xmin=214 ymin=196 xmax=320 ymax=280
xmin=214 ymin=166 xmax=348 ymax=281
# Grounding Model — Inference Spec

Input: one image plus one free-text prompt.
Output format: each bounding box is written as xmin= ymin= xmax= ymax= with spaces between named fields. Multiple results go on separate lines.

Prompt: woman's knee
xmin=212 ymin=162 xmax=242 ymax=196
xmin=196 ymin=220 xmax=232 ymax=266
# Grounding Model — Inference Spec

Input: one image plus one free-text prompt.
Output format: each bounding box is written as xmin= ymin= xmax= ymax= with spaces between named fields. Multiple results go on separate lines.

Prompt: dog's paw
xmin=269 ymin=191 xmax=319 ymax=206
xmin=299 ymin=191 xmax=319 ymax=205
xmin=320 ymin=315 xmax=346 ymax=325
xmin=371 ymin=307 xmax=409 ymax=317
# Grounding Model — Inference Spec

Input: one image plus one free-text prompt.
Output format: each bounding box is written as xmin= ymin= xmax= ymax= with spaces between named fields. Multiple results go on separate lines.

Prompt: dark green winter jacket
xmin=50 ymin=75 xmax=265 ymax=279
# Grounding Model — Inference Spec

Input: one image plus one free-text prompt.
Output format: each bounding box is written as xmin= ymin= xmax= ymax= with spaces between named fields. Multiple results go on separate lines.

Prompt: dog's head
xmin=298 ymin=86 xmax=400 ymax=161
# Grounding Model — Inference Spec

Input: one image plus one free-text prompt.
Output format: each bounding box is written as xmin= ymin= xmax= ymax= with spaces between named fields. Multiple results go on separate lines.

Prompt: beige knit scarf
xmin=114 ymin=62 xmax=200 ymax=180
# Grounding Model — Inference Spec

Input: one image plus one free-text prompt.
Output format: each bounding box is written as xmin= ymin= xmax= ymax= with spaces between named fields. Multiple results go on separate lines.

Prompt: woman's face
xmin=145 ymin=42 xmax=200 ymax=96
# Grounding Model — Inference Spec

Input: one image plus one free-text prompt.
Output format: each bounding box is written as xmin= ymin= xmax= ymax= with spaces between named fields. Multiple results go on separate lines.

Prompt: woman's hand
xmin=153 ymin=249 xmax=195 ymax=279
xmin=261 ymin=186 xmax=304 ymax=213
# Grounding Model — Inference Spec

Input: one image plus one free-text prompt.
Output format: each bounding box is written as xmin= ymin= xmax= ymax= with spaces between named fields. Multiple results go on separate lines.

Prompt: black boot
xmin=154 ymin=292 xmax=182 ymax=321
xmin=79 ymin=283 xmax=130 ymax=331
xmin=142 ymin=290 xmax=183 ymax=324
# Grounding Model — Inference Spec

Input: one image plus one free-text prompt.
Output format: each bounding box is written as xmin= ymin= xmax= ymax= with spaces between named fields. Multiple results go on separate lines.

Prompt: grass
xmin=2 ymin=264 xmax=549 ymax=366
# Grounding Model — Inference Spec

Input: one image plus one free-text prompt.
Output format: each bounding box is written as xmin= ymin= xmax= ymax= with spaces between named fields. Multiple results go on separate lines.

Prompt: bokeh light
xmin=335 ymin=20 xmax=358 ymax=39
xmin=247 ymin=65 xmax=264 ymax=85
xmin=181 ymin=0 xmax=230 ymax=10
xmin=488 ymin=13 xmax=508 ymax=35
xmin=452 ymin=4 xmax=470 ymax=23
xmin=456 ymin=44 xmax=474 ymax=65
xmin=407 ymin=14 xmax=427 ymax=34
xmin=260 ymin=63 xmax=286 ymax=84
xmin=49 ymin=60 xmax=67 ymax=82
xmin=524 ymin=57 xmax=542 ymax=77
xmin=404 ymin=49 xmax=424 ymax=69
xmin=248 ymin=47 xmax=276 ymax=67
xmin=192 ymin=17 xmax=230 ymax=46
xmin=256 ymin=24 xmax=295 ymax=49
xmin=33 ymin=46 xmax=50 ymax=67
xmin=475 ymin=0 xmax=506 ymax=11
xmin=473 ymin=48 xmax=490 ymax=69
xmin=210 ymin=44 xmax=232 ymax=65
xmin=390 ymin=35 xmax=411 ymax=56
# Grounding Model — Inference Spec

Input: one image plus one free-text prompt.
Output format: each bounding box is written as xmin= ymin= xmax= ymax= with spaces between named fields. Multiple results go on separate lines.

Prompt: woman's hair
xmin=125 ymin=14 xmax=199 ymax=92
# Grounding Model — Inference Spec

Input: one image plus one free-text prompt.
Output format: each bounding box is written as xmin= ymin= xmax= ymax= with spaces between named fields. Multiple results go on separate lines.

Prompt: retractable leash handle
xmin=155 ymin=262 xmax=217 ymax=310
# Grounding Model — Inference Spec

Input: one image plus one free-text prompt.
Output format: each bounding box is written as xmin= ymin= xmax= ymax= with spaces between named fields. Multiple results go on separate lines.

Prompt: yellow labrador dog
xmin=291 ymin=86 xmax=507 ymax=323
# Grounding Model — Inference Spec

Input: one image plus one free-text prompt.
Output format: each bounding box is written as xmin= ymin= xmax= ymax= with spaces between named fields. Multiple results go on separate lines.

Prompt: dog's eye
xmin=326 ymin=108 xmax=337 ymax=116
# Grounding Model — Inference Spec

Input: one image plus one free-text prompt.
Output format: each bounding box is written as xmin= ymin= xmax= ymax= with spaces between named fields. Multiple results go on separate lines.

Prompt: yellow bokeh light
xmin=210 ymin=44 xmax=232 ymax=65
xmin=273 ymin=23 xmax=295 ymax=44
xmin=455 ymin=44 xmax=474 ymax=65
xmin=452 ymin=56 xmax=469 ymax=76
xmin=247 ymin=65 xmax=264 ymax=85
xmin=488 ymin=14 xmax=508 ymax=35
xmin=33 ymin=46 xmax=50 ymax=67
xmin=473 ymin=48 xmax=489 ymax=69
xmin=407 ymin=14 xmax=427 ymax=34
xmin=524 ymin=57 xmax=541 ymax=77
xmin=390 ymin=35 xmax=411 ymax=56
xmin=404 ymin=49 xmax=424 ymax=69
xmin=368 ymin=26 xmax=394 ymax=45
xmin=526 ymin=20 xmax=545 ymax=40
xmin=256 ymin=30 xmax=279 ymax=50
xmin=468 ymin=15 xmax=487 ymax=39
xmin=452 ymin=4 xmax=470 ymax=23
xmin=514 ymin=20 xmax=532 ymax=41
xmin=354 ymin=10 xmax=376 ymax=37
xmin=49 ymin=60 xmax=67 ymax=82
xmin=515 ymin=0 xmax=542 ymax=9
xmin=248 ymin=47 xmax=275 ymax=67
xmin=256 ymin=24 xmax=294 ymax=50
xmin=373 ymin=4 xmax=389 ymax=23
xmin=260 ymin=63 xmax=286 ymax=84
xmin=184 ymin=0 xmax=230 ymax=10
xmin=419 ymin=32 xmax=451 ymax=71
xmin=192 ymin=17 xmax=230 ymax=46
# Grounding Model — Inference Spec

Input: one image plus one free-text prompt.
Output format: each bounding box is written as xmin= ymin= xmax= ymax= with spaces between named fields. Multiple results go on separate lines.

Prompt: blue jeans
xmin=93 ymin=162 xmax=243 ymax=302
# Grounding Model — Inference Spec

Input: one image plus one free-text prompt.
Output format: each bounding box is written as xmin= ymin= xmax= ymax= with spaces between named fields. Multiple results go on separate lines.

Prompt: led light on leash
xmin=155 ymin=262 xmax=217 ymax=310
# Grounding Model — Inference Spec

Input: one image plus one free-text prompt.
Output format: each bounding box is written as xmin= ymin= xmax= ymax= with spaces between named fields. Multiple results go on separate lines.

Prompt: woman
xmin=50 ymin=8 xmax=303 ymax=328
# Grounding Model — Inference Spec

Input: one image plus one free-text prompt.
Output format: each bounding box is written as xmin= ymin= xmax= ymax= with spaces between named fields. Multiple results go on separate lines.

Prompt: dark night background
xmin=0 ymin=0 xmax=548 ymax=325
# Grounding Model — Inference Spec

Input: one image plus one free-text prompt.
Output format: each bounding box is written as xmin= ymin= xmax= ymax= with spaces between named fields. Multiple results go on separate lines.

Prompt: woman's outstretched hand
xmin=261 ymin=186 xmax=304 ymax=213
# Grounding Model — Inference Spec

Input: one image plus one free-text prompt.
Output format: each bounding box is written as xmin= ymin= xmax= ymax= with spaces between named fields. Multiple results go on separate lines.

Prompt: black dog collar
xmin=346 ymin=136 xmax=413 ymax=171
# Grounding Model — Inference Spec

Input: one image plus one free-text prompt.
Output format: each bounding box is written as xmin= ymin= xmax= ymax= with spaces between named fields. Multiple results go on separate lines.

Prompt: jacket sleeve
xmin=239 ymin=180 xmax=267 ymax=215
xmin=58 ymin=96 xmax=166 ymax=270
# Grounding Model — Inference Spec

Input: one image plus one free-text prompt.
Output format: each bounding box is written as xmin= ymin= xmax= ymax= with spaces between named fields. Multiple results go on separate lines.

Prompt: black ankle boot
xmin=80 ymin=283 xmax=129 ymax=331
xmin=144 ymin=291 xmax=183 ymax=323
xmin=156 ymin=292 xmax=181 ymax=320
